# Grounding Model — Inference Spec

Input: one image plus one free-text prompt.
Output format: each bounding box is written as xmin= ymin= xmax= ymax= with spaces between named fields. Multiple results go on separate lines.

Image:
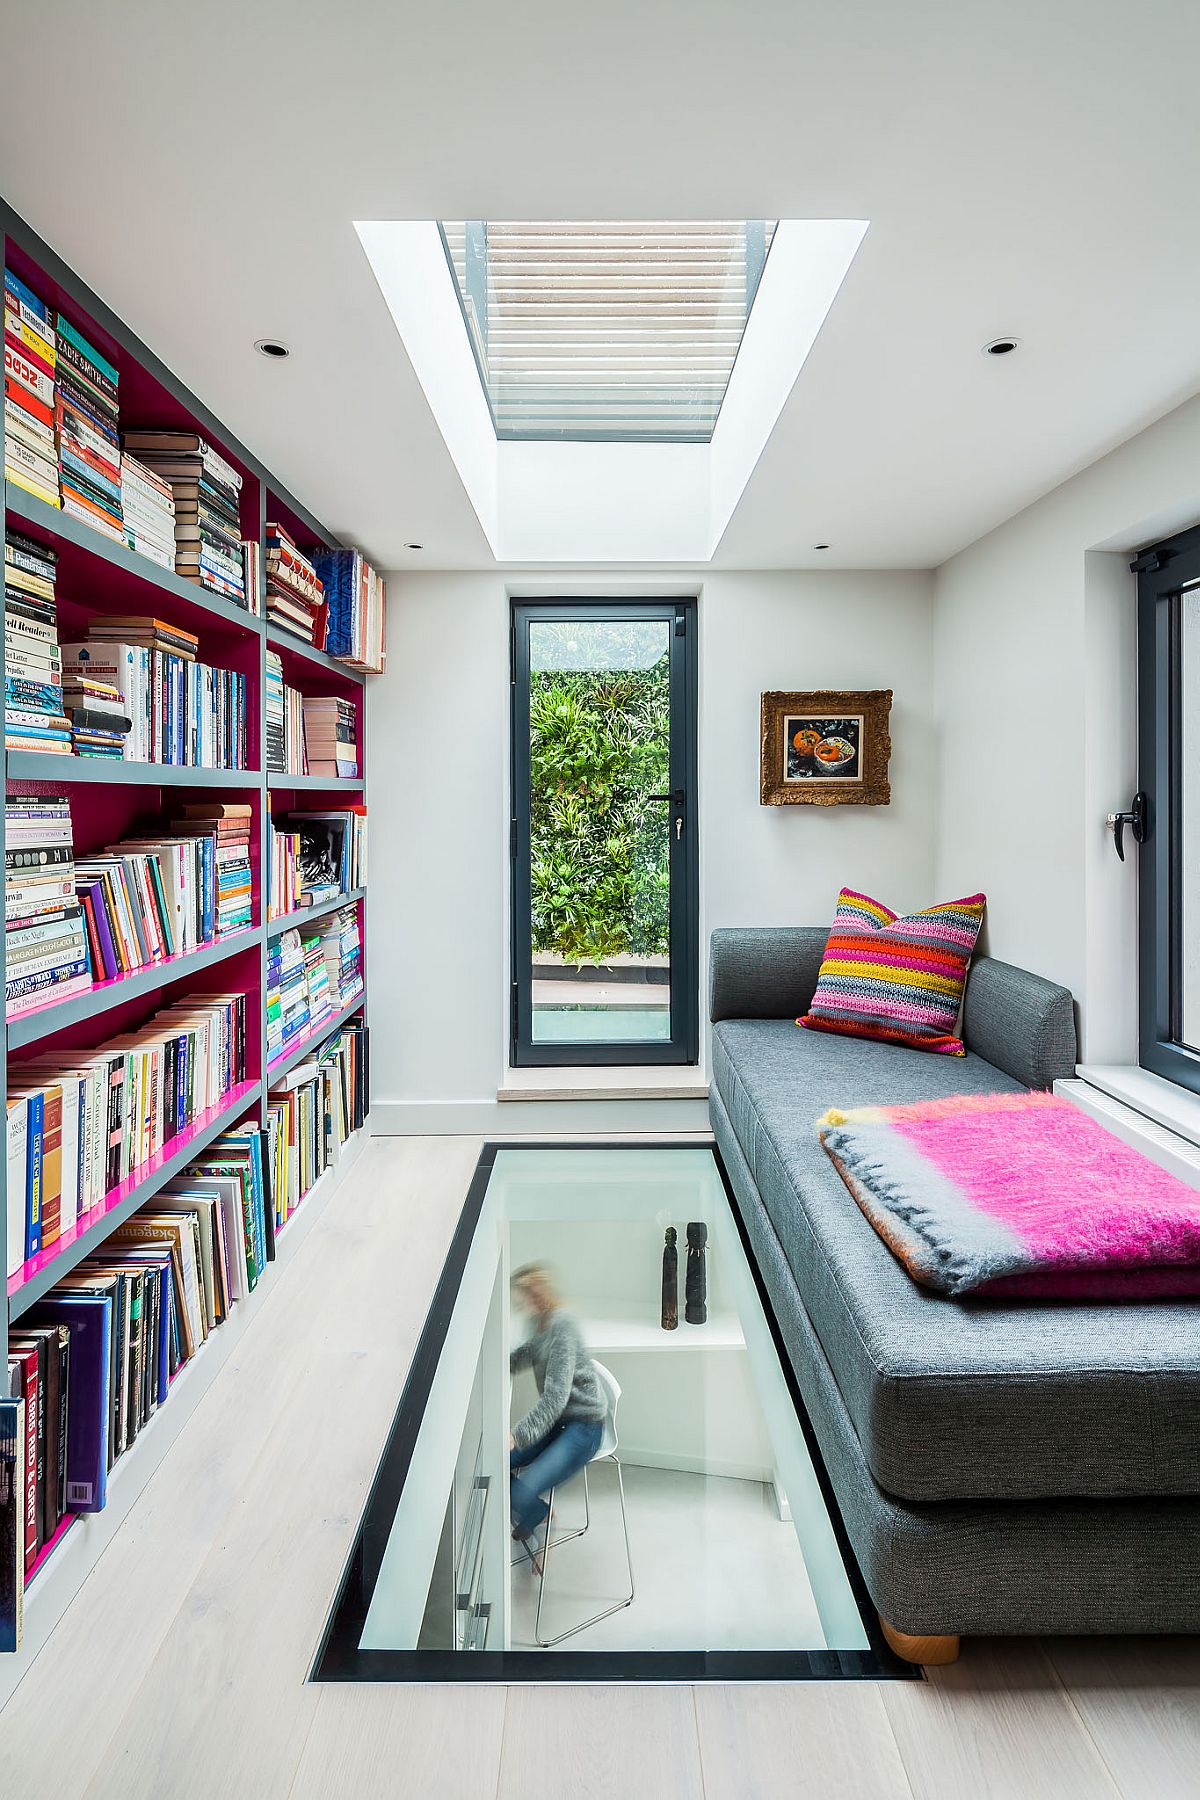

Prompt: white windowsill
xmin=1076 ymin=1064 xmax=1200 ymax=1151
xmin=1058 ymin=1065 xmax=1200 ymax=1185
xmin=498 ymin=1063 xmax=709 ymax=1103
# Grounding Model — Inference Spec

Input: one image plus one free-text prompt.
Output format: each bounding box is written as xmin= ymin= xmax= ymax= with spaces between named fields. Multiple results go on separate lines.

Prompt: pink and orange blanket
xmin=818 ymin=1090 xmax=1200 ymax=1300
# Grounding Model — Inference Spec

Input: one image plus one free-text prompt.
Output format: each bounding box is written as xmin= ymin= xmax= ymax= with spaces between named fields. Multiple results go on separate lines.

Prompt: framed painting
xmin=760 ymin=689 xmax=892 ymax=805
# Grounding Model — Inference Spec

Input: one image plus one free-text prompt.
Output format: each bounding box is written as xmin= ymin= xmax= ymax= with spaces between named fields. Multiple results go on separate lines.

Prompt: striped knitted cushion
xmin=799 ymin=889 xmax=986 ymax=1056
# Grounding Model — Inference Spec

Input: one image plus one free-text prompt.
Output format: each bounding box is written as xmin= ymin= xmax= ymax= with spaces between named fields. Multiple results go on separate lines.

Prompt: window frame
xmin=509 ymin=596 xmax=700 ymax=1069
xmin=1137 ymin=520 xmax=1200 ymax=1092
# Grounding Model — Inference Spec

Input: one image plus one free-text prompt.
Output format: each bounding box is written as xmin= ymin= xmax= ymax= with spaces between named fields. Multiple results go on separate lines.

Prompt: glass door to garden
xmin=511 ymin=599 xmax=698 ymax=1066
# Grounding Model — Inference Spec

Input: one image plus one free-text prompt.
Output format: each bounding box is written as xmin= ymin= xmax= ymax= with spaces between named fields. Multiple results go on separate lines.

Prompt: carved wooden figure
xmin=661 ymin=1226 xmax=678 ymax=1330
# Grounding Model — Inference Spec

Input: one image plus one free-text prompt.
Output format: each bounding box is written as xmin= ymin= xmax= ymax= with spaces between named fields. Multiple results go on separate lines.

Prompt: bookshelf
xmin=0 ymin=196 xmax=377 ymax=1675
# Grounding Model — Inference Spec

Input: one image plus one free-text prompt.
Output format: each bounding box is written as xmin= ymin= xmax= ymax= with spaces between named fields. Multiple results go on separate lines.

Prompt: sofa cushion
xmin=712 ymin=1017 xmax=1200 ymax=1503
xmin=800 ymin=888 xmax=985 ymax=1055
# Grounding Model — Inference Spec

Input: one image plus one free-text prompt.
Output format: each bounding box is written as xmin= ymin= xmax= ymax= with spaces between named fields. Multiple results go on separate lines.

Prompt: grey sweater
xmin=510 ymin=1310 xmax=607 ymax=1451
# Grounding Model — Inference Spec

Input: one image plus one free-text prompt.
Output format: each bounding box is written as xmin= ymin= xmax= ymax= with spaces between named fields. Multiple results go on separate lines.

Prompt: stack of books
xmin=60 ymin=619 xmax=248 ymax=768
xmin=264 ymin=649 xmax=307 ymax=775
xmin=265 ymin=1017 xmax=367 ymax=1228
xmin=4 ymin=531 xmax=70 ymax=753
xmin=73 ymin=831 xmax=218 ymax=986
xmin=171 ymin=803 xmax=252 ymax=937
xmin=312 ymin=546 xmax=386 ymax=673
xmin=265 ymin=523 xmax=326 ymax=647
xmin=3 ymin=1110 xmax=272 ymax=1628
xmin=266 ymin=927 xmax=310 ymax=1061
xmin=64 ymin=672 xmax=132 ymax=758
xmin=302 ymin=694 xmax=358 ymax=778
xmin=119 ymin=432 xmax=247 ymax=608
xmin=5 ymin=796 xmax=92 ymax=1018
xmin=120 ymin=453 xmax=175 ymax=572
xmin=55 ymin=315 xmax=123 ymax=545
xmin=4 ymin=267 xmax=60 ymax=508
xmin=300 ymin=932 xmax=332 ymax=1031
xmin=267 ymin=818 xmax=302 ymax=921
xmin=318 ymin=904 xmax=364 ymax=1008
xmin=9 ymin=992 xmax=249 ymax=1231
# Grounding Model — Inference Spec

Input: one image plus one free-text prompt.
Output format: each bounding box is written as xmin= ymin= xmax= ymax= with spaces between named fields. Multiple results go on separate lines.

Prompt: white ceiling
xmin=4 ymin=0 xmax=1199 ymax=573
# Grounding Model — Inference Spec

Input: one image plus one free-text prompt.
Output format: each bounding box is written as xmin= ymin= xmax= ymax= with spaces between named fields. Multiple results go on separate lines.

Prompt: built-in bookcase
xmin=0 ymin=200 xmax=374 ymax=1674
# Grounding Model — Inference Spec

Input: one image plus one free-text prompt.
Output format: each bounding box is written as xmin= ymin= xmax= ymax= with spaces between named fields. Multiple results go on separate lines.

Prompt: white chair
xmin=530 ymin=1360 xmax=635 ymax=1647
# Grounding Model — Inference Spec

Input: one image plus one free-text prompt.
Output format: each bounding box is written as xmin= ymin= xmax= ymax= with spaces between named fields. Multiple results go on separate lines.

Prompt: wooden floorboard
xmin=694 ymin=1681 xmax=916 ymax=1799
xmin=1042 ymin=1636 xmax=1200 ymax=1800
xmin=880 ymin=1639 xmax=1123 ymax=1799
xmin=0 ymin=1132 xmax=1195 ymax=1800
xmin=498 ymin=1685 xmax=704 ymax=1800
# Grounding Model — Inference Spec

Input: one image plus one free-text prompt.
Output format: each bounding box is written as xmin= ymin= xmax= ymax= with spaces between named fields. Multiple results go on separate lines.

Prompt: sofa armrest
xmin=709 ymin=927 xmax=829 ymax=1022
xmin=961 ymin=956 xmax=1077 ymax=1090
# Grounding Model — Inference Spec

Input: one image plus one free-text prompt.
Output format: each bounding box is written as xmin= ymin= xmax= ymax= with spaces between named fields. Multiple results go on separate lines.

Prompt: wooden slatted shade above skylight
xmin=440 ymin=221 xmax=776 ymax=442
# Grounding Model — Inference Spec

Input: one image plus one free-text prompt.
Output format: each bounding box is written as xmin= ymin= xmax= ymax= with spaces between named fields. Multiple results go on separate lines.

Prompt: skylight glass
xmin=439 ymin=221 xmax=777 ymax=442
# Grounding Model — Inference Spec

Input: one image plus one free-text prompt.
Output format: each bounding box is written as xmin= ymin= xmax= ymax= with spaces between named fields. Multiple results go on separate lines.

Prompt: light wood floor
xmin=3 ymin=1134 xmax=1198 ymax=1800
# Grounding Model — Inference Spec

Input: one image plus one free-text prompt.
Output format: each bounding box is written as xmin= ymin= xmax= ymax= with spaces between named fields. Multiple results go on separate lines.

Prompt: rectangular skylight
xmin=439 ymin=221 xmax=776 ymax=442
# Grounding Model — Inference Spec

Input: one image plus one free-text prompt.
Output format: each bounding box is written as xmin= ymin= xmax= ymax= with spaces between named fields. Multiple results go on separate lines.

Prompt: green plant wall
xmin=529 ymin=659 xmax=670 ymax=963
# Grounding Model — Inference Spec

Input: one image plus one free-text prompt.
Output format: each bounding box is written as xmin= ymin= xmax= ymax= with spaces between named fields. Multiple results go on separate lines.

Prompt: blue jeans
xmin=510 ymin=1417 xmax=604 ymax=1536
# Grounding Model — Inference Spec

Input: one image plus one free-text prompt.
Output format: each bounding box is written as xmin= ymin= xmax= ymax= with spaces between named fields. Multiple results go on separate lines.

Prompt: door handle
xmin=649 ymin=790 xmax=686 ymax=841
xmin=1106 ymin=792 xmax=1147 ymax=862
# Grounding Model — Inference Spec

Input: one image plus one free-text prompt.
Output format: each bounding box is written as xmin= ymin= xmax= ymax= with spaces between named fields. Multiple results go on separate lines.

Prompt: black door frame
xmin=1136 ymin=522 xmax=1200 ymax=1093
xmin=510 ymin=596 xmax=699 ymax=1067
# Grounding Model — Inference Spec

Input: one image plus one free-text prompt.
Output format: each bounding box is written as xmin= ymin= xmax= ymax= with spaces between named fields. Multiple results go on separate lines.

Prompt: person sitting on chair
xmin=509 ymin=1262 xmax=607 ymax=1574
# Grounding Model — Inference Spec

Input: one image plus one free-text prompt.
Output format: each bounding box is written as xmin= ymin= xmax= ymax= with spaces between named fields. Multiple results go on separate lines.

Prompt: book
xmin=0 ymin=1398 xmax=24 ymax=1651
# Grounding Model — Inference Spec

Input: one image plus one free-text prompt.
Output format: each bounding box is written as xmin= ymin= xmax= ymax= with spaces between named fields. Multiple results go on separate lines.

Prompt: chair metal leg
xmin=533 ymin=1453 xmax=635 ymax=1648
xmin=511 ymin=1465 xmax=590 ymax=1567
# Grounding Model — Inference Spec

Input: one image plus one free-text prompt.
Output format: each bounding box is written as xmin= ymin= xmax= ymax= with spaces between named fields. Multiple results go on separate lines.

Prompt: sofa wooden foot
xmin=879 ymin=1617 xmax=961 ymax=1665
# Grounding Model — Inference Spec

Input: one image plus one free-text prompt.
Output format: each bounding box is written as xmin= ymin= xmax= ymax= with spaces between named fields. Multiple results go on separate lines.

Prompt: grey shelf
xmin=9 ymin=1078 xmax=263 ymax=1321
xmin=5 ymin=753 xmax=263 ymax=787
xmin=6 ymin=928 xmax=262 ymax=1051
xmin=265 ymin=773 xmax=364 ymax=792
xmin=5 ymin=485 xmax=264 ymax=639
xmin=265 ymin=622 xmax=367 ymax=685
xmin=265 ymin=992 xmax=367 ymax=1085
xmin=266 ymin=889 xmax=366 ymax=941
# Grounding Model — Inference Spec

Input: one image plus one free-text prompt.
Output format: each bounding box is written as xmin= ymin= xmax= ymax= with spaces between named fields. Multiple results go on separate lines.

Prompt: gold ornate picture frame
xmin=760 ymin=689 xmax=892 ymax=805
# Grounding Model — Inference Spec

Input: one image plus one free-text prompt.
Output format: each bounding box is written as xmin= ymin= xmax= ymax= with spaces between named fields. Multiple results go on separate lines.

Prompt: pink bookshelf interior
xmin=6 ymin=1078 xmax=261 ymax=1303
xmin=5 ymin=926 xmax=261 ymax=1043
xmin=25 ymin=1511 xmax=76 ymax=1585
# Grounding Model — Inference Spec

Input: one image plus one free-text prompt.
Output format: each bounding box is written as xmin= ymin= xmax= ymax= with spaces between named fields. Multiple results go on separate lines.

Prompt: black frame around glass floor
xmin=310 ymin=1140 xmax=917 ymax=1683
xmin=509 ymin=598 xmax=701 ymax=1068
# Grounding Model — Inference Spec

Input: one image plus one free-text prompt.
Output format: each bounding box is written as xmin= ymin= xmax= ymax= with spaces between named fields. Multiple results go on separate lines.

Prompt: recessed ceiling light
xmin=254 ymin=338 xmax=291 ymax=359
xmin=982 ymin=337 xmax=1019 ymax=357
xmin=404 ymin=542 xmax=423 ymax=551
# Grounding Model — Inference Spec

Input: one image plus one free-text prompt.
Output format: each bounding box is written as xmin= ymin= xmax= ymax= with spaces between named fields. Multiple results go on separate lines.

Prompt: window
xmin=1136 ymin=522 xmax=1200 ymax=1089
xmin=510 ymin=598 xmax=699 ymax=1066
xmin=439 ymin=221 xmax=776 ymax=441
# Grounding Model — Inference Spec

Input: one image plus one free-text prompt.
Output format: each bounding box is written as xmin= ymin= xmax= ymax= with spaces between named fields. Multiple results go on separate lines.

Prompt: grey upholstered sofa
xmin=709 ymin=927 xmax=1200 ymax=1660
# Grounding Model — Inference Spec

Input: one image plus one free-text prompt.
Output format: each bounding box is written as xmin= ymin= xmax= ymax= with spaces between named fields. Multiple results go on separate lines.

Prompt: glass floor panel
xmin=313 ymin=1144 xmax=914 ymax=1681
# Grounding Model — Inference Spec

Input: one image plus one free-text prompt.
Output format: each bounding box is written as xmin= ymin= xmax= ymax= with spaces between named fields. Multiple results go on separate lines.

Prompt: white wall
xmin=934 ymin=389 xmax=1200 ymax=1063
xmin=368 ymin=568 xmax=935 ymax=1117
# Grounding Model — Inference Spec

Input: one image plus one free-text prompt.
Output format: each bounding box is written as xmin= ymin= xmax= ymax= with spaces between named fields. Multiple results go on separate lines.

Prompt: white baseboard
xmin=0 ymin=1121 xmax=371 ymax=1708
xmin=369 ymin=1098 xmax=712 ymax=1137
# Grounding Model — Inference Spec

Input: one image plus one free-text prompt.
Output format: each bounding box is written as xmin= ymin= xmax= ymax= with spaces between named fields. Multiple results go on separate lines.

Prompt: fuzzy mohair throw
xmin=818 ymin=1090 xmax=1200 ymax=1299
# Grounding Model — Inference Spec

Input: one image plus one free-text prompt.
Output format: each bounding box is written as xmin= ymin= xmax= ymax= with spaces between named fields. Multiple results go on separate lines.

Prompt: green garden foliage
xmin=529 ymin=657 xmax=670 ymax=963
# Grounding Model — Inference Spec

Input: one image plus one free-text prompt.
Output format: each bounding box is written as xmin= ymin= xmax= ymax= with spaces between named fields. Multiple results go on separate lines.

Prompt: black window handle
xmin=1106 ymin=791 xmax=1147 ymax=861
xmin=648 ymin=790 xmax=686 ymax=806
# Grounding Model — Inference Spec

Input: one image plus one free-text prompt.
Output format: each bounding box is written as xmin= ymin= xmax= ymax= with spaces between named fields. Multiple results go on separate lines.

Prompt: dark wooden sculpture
xmin=685 ymin=1221 xmax=708 ymax=1325
xmin=661 ymin=1226 xmax=678 ymax=1330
